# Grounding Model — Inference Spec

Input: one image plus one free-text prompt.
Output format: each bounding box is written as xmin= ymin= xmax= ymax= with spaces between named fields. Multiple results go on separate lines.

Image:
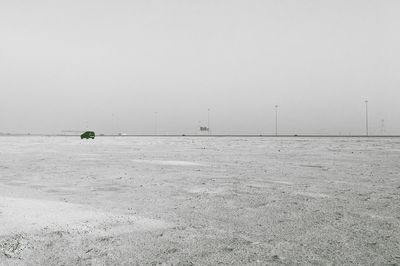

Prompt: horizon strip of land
xmin=1 ymin=134 xmax=400 ymax=138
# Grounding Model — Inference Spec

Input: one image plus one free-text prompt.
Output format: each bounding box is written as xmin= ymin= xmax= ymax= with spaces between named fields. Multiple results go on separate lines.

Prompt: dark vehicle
xmin=81 ymin=131 xmax=95 ymax=139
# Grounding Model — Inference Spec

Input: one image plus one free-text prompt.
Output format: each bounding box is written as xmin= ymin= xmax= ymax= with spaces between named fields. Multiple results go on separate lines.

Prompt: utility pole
xmin=365 ymin=100 xmax=369 ymax=136
xmin=274 ymin=105 xmax=278 ymax=136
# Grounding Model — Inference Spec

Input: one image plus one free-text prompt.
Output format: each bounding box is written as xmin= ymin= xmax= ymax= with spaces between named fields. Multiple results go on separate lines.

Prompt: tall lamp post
xmin=155 ymin=112 xmax=158 ymax=135
xmin=112 ymin=113 xmax=115 ymax=136
xmin=365 ymin=100 xmax=369 ymax=136
xmin=207 ymin=108 xmax=211 ymax=135
xmin=274 ymin=105 xmax=278 ymax=136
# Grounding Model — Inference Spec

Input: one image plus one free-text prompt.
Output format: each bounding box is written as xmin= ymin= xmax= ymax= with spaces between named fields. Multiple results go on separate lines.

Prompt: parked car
xmin=81 ymin=131 xmax=95 ymax=139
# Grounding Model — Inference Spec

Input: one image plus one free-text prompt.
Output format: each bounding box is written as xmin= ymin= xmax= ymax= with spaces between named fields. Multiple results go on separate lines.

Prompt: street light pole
xmin=112 ymin=113 xmax=115 ymax=136
xmin=365 ymin=100 xmax=369 ymax=136
xmin=207 ymin=108 xmax=211 ymax=135
xmin=155 ymin=112 xmax=158 ymax=135
xmin=275 ymin=105 xmax=278 ymax=136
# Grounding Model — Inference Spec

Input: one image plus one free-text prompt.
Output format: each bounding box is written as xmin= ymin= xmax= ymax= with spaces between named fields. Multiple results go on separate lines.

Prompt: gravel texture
xmin=0 ymin=136 xmax=399 ymax=265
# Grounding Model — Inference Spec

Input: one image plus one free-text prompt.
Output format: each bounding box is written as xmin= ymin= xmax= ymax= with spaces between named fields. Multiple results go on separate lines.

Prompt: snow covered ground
xmin=0 ymin=136 xmax=399 ymax=265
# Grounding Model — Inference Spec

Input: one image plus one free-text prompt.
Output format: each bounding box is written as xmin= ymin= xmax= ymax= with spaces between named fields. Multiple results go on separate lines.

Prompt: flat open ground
xmin=0 ymin=137 xmax=399 ymax=265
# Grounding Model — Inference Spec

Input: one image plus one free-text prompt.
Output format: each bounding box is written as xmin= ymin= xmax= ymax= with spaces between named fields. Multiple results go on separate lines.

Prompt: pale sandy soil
xmin=0 ymin=136 xmax=399 ymax=265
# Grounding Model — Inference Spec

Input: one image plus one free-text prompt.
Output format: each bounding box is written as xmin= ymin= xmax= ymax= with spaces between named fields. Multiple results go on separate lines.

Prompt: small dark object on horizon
xmin=81 ymin=131 xmax=95 ymax=139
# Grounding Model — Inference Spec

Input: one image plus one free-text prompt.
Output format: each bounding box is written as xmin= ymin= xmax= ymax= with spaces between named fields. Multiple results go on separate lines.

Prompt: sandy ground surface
xmin=0 ymin=136 xmax=399 ymax=265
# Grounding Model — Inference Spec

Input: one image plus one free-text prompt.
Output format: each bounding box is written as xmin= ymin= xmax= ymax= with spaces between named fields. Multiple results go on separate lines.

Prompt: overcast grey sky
xmin=1 ymin=0 xmax=399 ymax=135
